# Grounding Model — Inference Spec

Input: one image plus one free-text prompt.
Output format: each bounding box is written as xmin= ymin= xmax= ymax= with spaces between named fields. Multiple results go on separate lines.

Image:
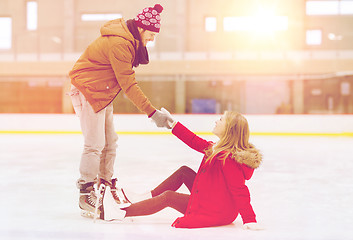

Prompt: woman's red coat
xmin=171 ymin=122 xmax=257 ymax=228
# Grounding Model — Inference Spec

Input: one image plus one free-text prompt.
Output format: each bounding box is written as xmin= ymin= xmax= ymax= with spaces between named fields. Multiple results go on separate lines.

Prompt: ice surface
xmin=1 ymin=132 xmax=353 ymax=240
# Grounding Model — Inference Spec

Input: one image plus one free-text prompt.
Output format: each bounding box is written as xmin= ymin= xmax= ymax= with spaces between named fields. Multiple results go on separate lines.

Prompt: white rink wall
xmin=0 ymin=114 xmax=352 ymax=136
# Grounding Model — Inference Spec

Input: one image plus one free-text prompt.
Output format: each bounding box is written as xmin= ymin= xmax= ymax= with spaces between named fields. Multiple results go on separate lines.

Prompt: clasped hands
xmin=150 ymin=108 xmax=174 ymax=129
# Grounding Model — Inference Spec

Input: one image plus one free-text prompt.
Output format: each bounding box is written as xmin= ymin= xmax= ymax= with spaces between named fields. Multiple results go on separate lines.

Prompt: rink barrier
xmin=0 ymin=130 xmax=353 ymax=137
xmin=0 ymin=114 xmax=353 ymax=137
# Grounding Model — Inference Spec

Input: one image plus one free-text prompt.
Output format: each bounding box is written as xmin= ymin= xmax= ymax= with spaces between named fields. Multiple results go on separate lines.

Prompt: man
xmin=68 ymin=4 xmax=171 ymax=217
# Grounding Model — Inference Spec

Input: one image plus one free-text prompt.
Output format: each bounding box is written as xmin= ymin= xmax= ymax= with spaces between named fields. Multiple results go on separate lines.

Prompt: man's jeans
xmin=70 ymin=86 xmax=118 ymax=184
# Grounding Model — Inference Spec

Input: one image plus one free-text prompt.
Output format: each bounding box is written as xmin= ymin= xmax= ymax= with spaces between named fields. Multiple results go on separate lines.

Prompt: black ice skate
xmin=78 ymin=181 xmax=102 ymax=219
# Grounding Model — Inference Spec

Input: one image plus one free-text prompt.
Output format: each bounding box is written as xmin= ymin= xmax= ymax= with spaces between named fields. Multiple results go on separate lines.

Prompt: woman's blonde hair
xmin=205 ymin=111 xmax=253 ymax=164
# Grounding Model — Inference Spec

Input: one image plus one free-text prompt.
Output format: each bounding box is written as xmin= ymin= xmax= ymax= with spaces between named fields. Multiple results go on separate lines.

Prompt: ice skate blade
xmin=81 ymin=210 xmax=134 ymax=223
xmin=80 ymin=210 xmax=95 ymax=219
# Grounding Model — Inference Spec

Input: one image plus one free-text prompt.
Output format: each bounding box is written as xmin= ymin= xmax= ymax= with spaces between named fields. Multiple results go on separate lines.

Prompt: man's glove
xmin=160 ymin=108 xmax=176 ymax=128
xmin=150 ymin=108 xmax=174 ymax=129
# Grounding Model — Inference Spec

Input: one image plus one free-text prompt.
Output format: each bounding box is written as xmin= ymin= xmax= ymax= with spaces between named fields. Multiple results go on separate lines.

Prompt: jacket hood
xmin=233 ymin=147 xmax=262 ymax=180
xmin=100 ymin=18 xmax=136 ymax=44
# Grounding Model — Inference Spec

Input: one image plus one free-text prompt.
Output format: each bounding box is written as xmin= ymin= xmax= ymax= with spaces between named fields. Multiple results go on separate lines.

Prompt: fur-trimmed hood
xmin=234 ymin=147 xmax=262 ymax=169
xmin=232 ymin=147 xmax=262 ymax=180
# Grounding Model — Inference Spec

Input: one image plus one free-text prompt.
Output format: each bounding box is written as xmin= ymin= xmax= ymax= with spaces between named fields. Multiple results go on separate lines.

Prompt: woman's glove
xmin=242 ymin=222 xmax=264 ymax=231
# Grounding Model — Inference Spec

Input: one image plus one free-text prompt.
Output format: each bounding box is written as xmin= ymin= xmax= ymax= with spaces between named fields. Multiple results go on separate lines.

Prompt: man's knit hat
xmin=134 ymin=4 xmax=163 ymax=33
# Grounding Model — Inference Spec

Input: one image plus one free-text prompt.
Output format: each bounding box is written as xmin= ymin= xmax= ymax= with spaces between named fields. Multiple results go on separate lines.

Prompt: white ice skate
xmin=111 ymin=188 xmax=131 ymax=209
xmin=102 ymin=185 xmax=127 ymax=221
xmin=121 ymin=188 xmax=152 ymax=203
xmin=111 ymin=178 xmax=131 ymax=209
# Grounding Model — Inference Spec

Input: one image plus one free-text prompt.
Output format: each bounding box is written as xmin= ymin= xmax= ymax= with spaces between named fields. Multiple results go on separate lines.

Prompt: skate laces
xmin=88 ymin=192 xmax=97 ymax=207
xmin=79 ymin=186 xmax=100 ymax=209
xmin=111 ymin=178 xmax=131 ymax=207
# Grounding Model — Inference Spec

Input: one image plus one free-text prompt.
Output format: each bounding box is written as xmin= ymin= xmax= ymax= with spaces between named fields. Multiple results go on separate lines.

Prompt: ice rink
xmin=1 ymin=114 xmax=353 ymax=240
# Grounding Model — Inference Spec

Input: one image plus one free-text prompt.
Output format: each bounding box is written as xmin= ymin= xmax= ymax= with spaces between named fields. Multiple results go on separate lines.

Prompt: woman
xmin=99 ymin=110 xmax=263 ymax=229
